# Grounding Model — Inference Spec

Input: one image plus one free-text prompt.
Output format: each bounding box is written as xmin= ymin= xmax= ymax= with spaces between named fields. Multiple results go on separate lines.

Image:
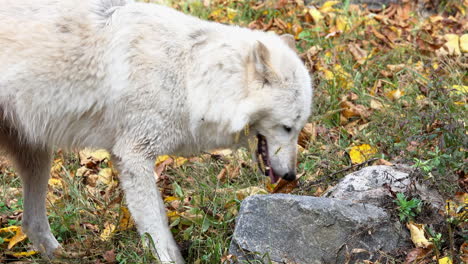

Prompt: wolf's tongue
xmin=269 ymin=169 xmax=280 ymax=183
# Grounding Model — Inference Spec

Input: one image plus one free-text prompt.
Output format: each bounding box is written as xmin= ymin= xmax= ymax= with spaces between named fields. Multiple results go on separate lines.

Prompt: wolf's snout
xmin=282 ymin=171 xmax=296 ymax=181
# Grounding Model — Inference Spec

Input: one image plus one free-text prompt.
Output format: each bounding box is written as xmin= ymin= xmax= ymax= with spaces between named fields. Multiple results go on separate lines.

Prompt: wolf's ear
xmin=251 ymin=41 xmax=271 ymax=77
xmin=280 ymin=34 xmax=297 ymax=51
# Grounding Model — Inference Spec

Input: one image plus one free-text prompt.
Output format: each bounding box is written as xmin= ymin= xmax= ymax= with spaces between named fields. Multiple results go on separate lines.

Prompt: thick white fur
xmin=0 ymin=0 xmax=312 ymax=263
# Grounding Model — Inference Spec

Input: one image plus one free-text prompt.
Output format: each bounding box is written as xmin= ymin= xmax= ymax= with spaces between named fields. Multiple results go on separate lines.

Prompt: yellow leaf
xmin=0 ymin=225 xmax=21 ymax=234
xmin=335 ymin=16 xmax=349 ymax=32
xmin=460 ymin=34 xmax=468 ymax=53
xmin=406 ymin=222 xmax=433 ymax=248
xmin=7 ymin=226 xmax=27 ymax=249
xmin=156 ymin=155 xmax=171 ymax=166
xmin=164 ymin=196 xmax=179 ymax=202
xmin=439 ymin=34 xmax=461 ymax=56
xmin=438 ymin=257 xmax=452 ymax=264
xmin=98 ymin=168 xmax=113 ymax=185
xmin=320 ymin=1 xmax=340 ymax=13
xmin=210 ymin=8 xmax=223 ymax=19
xmin=452 ymin=85 xmax=468 ymax=94
xmin=48 ymin=178 xmax=63 ymax=188
xmin=226 ymin=8 xmax=237 ymax=20
xmin=308 ymin=7 xmax=323 ymax=23
xmin=82 ymin=149 xmax=111 ymax=162
xmin=117 ymin=207 xmax=134 ymax=231
xmin=235 ymin=187 xmax=268 ymax=200
xmin=167 ymin=211 xmax=179 ymax=218
xmin=11 ymin=250 xmax=38 ymax=258
xmin=156 ymin=155 xmax=187 ymax=167
xmin=100 ymin=223 xmax=115 ymax=241
xmin=385 ymin=89 xmax=405 ymax=100
xmin=349 ymin=144 xmax=378 ymax=164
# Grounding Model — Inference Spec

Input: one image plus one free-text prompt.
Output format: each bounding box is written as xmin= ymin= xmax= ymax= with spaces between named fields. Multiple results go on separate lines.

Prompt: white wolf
xmin=0 ymin=0 xmax=312 ymax=262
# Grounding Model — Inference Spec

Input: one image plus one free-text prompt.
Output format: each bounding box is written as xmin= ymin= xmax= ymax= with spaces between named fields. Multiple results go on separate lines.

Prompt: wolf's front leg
xmin=113 ymin=155 xmax=184 ymax=264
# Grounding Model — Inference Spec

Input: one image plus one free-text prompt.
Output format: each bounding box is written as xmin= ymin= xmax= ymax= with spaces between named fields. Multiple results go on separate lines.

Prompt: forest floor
xmin=0 ymin=0 xmax=467 ymax=263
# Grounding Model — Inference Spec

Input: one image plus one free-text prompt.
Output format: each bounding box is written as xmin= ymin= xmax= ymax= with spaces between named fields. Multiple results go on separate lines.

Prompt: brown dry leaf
xmin=103 ymin=249 xmax=116 ymax=264
xmin=272 ymin=173 xmax=303 ymax=193
xmin=348 ymin=43 xmax=369 ymax=65
xmin=298 ymin=123 xmax=316 ymax=147
xmin=386 ymin=64 xmax=405 ymax=72
xmin=404 ymin=247 xmax=432 ymax=264
xmin=406 ymin=222 xmax=433 ymax=248
xmin=154 ymin=156 xmax=174 ymax=179
xmin=461 ymin=242 xmax=468 ymax=263
xmin=375 ymin=159 xmax=393 ymax=166
xmin=370 ymin=99 xmax=384 ymax=110
xmin=216 ymin=167 xmax=227 ymax=182
xmin=340 ymin=100 xmax=371 ymax=119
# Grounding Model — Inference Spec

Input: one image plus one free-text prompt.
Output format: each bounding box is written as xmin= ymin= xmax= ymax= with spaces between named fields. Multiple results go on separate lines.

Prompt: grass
xmin=1 ymin=0 xmax=467 ymax=263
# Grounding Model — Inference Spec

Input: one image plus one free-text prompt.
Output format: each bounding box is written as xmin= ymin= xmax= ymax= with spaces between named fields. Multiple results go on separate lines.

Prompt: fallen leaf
xmin=348 ymin=43 xmax=369 ymax=64
xmin=349 ymin=144 xmax=378 ymax=164
xmin=461 ymin=242 xmax=468 ymax=263
xmin=452 ymin=85 xmax=468 ymax=94
xmin=307 ymin=7 xmax=323 ymax=23
xmin=385 ymin=89 xmax=405 ymax=100
xmin=80 ymin=149 xmax=111 ymax=167
xmin=48 ymin=178 xmax=63 ymax=188
xmin=97 ymin=168 xmax=113 ymax=185
xmin=7 ymin=250 xmax=38 ymax=258
xmin=404 ymin=247 xmax=431 ymax=263
xmin=235 ymin=187 xmax=268 ymax=200
xmin=437 ymin=34 xmax=461 ymax=56
xmin=375 ymin=159 xmax=393 ymax=166
xmin=1 ymin=226 xmax=27 ymax=249
xmin=370 ymin=99 xmax=384 ymax=110
xmin=100 ymin=223 xmax=116 ymax=241
xmin=117 ymin=207 xmax=134 ymax=231
xmin=103 ymin=249 xmax=116 ymax=264
xmin=272 ymin=174 xmax=303 ymax=193
xmin=460 ymin=34 xmax=468 ymax=53
xmin=298 ymin=123 xmax=316 ymax=147
xmin=406 ymin=222 xmax=433 ymax=248
xmin=438 ymin=256 xmax=452 ymax=264
xmin=319 ymin=1 xmax=340 ymax=13
xmin=386 ymin=64 xmax=405 ymax=72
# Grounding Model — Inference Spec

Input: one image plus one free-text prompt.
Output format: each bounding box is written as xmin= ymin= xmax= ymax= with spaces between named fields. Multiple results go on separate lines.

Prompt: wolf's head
xmin=232 ymin=34 xmax=313 ymax=183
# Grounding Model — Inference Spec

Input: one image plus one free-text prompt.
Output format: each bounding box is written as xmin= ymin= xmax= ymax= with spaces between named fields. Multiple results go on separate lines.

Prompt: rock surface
xmin=324 ymin=165 xmax=445 ymax=210
xmin=230 ymin=194 xmax=409 ymax=263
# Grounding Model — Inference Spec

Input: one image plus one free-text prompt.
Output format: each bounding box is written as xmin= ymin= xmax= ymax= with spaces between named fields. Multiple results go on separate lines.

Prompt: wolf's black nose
xmin=282 ymin=171 xmax=296 ymax=181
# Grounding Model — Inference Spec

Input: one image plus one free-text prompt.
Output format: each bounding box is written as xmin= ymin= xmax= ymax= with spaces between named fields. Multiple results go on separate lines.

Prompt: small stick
xmin=328 ymin=158 xmax=379 ymax=178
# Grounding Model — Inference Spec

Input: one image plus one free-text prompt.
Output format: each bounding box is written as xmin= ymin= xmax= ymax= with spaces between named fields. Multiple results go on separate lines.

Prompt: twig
xmin=328 ymin=158 xmax=379 ymax=178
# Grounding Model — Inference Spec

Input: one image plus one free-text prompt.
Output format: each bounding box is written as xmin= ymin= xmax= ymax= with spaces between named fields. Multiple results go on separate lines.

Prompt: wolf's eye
xmin=283 ymin=125 xmax=292 ymax=133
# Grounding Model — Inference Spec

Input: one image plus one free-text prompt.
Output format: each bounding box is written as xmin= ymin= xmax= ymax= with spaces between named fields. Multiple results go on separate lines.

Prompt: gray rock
xmin=324 ymin=165 xmax=445 ymax=210
xmin=230 ymin=194 xmax=409 ymax=263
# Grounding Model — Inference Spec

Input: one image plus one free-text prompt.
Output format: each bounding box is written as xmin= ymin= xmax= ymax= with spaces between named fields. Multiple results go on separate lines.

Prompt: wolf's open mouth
xmin=256 ymin=134 xmax=280 ymax=183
